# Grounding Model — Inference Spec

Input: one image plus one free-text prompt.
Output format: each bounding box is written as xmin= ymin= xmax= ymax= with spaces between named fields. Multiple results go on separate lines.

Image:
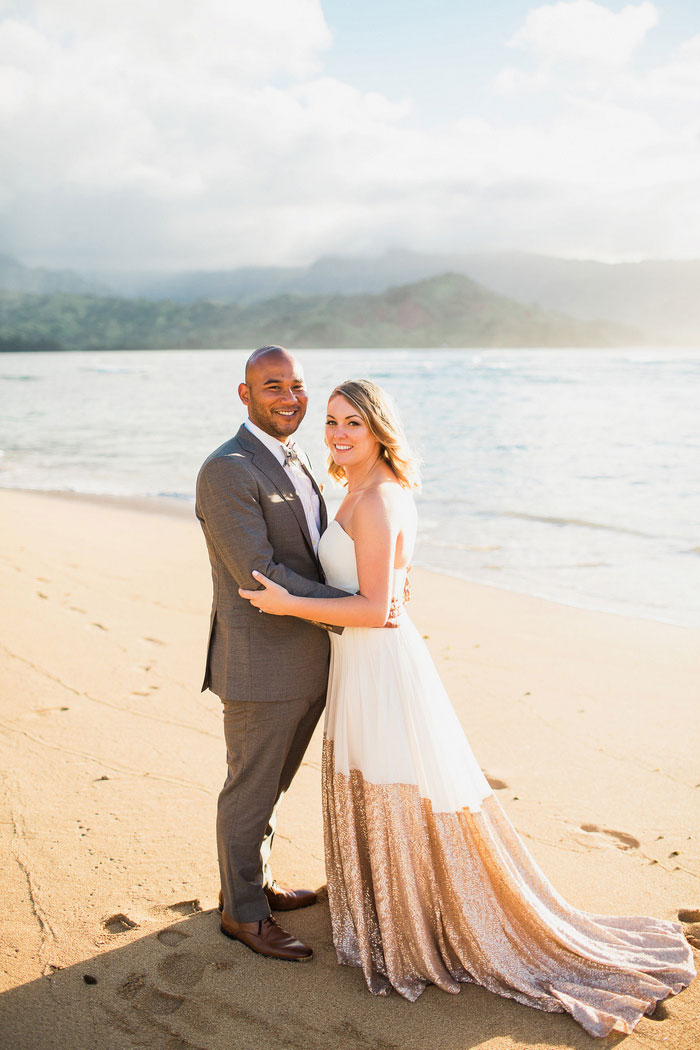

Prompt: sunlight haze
xmin=1 ymin=0 xmax=698 ymax=270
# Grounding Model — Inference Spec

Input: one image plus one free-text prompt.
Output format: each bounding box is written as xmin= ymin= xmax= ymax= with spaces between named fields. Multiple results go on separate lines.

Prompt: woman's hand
xmin=239 ymin=571 xmax=294 ymax=616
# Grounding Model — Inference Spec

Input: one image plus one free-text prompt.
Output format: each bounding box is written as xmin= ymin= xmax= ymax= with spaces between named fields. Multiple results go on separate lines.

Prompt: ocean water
xmin=1 ymin=347 xmax=699 ymax=627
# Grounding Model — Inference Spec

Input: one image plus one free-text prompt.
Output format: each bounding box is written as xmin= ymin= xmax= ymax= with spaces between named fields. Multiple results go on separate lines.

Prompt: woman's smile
xmin=326 ymin=394 xmax=379 ymax=469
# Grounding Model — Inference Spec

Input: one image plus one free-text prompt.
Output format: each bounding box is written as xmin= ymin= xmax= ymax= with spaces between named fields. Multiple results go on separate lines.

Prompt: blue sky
xmin=322 ymin=1 xmax=550 ymax=124
xmin=1 ymin=1 xmax=699 ymax=270
xmin=323 ymin=0 xmax=698 ymax=123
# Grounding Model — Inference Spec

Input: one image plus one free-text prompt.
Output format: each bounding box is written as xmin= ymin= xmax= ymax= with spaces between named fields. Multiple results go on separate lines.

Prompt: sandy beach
xmin=0 ymin=487 xmax=698 ymax=1050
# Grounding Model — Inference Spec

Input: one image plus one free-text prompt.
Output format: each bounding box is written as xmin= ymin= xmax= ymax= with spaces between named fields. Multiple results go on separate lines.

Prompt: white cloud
xmin=0 ymin=1 xmax=425 ymax=267
xmin=0 ymin=0 xmax=699 ymax=269
xmin=509 ymin=0 xmax=658 ymax=67
xmin=31 ymin=0 xmax=331 ymax=82
xmin=623 ymin=31 xmax=700 ymax=102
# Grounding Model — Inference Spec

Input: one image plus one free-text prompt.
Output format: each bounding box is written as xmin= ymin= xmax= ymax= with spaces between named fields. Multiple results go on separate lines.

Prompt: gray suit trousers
xmin=217 ymin=691 xmax=326 ymax=922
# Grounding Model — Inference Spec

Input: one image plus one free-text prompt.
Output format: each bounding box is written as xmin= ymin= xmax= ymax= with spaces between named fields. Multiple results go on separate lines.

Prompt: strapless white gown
xmin=318 ymin=519 xmax=695 ymax=1038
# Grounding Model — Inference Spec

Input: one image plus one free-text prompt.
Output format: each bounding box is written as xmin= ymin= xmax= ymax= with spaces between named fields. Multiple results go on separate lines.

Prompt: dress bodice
xmin=319 ymin=519 xmax=406 ymax=600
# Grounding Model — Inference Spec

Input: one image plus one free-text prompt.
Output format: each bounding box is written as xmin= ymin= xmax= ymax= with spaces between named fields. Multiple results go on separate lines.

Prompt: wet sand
xmin=0 ymin=488 xmax=698 ymax=1049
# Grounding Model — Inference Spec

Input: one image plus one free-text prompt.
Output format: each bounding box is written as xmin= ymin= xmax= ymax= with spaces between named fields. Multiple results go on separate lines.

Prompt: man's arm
xmin=197 ymin=454 xmax=348 ymax=604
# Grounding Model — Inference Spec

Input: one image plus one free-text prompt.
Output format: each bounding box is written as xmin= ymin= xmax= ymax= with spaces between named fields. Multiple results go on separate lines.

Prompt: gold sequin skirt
xmin=321 ymin=616 xmax=696 ymax=1038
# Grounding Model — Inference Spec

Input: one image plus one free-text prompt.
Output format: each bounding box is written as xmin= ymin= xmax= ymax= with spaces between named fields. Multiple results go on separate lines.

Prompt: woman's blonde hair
xmin=326 ymin=379 xmax=420 ymax=489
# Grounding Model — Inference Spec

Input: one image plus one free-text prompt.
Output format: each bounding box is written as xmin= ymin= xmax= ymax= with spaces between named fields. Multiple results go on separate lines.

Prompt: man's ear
xmin=238 ymin=382 xmax=250 ymax=406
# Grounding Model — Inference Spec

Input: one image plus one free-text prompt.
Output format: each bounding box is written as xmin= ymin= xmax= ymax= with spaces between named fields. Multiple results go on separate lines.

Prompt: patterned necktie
xmin=283 ymin=442 xmax=303 ymax=468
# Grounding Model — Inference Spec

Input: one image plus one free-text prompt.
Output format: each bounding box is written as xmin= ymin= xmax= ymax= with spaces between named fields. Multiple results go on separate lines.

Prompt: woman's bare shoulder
xmin=355 ymin=479 xmax=415 ymax=527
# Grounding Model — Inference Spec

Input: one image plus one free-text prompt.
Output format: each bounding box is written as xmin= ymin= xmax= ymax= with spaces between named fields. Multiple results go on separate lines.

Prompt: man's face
xmin=238 ymin=350 xmax=308 ymax=440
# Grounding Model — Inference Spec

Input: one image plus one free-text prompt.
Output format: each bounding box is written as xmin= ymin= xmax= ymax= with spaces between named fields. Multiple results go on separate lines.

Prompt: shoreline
xmin=2 ymin=345 xmax=700 ymax=353
xmin=1 ymin=485 xmax=196 ymax=519
xmin=1 ymin=486 xmax=698 ymax=1048
xmin=3 ymin=483 xmax=696 ymax=631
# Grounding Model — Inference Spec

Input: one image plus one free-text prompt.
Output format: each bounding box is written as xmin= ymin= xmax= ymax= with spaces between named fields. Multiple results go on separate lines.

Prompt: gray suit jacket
xmin=195 ymin=424 xmax=347 ymax=702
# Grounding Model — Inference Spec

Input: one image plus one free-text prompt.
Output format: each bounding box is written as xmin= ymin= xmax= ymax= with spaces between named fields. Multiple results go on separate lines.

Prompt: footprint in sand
xmin=678 ymin=910 xmax=700 ymax=949
xmin=157 ymin=929 xmax=191 ymax=947
xmin=579 ymin=824 xmax=640 ymax=850
xmin=143 ymin=986 xmax=185 ymax=1012
xmin=103 ymin=913 xmax=139 ymax=934
xmin=118 ymin=973 xmax=146 ymax=999
xmin=684 ymin=925 xmax=700 ymax=950
xmin=117 ymin=973 xmax=184 ymax=1015
xmin=485 ymin=774 xmax=509 ymax=790
xmin=167 ymin=899 xmax=203 ymax=916
xmin=157 ymin=951 xmax=208 ymax=988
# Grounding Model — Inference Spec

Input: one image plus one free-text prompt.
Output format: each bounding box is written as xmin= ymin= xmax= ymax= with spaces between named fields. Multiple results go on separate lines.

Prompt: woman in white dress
xmin=239 ymin=379 xmax=695 ymax=1038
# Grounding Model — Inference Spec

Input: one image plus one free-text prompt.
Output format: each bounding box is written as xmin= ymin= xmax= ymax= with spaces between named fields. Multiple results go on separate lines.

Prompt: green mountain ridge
xmin=5 ymin=248 xmax=700 ymax=342
xmin=74 ymin=248 xmax=700 ymax=343
xmin=0 ymin=272 xmax=640 ymax=351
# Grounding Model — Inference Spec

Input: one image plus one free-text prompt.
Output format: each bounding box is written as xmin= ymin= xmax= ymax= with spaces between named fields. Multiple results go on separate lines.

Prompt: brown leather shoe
xmin=264 ymin=881 xmax=317 ymax=911
xmin=220 ymin=911 xmax=312 ymax=961
xmin=218 ymin=883 xmax=317 ymax=913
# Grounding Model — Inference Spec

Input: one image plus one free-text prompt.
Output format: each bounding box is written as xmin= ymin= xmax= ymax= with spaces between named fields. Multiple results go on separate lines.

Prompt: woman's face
xmin=325 ymin=394 xmax=379 ymax=468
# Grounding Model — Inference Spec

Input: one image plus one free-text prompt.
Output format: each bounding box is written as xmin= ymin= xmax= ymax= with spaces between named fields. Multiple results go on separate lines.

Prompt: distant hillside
xmin=0 ymin=254 xmax=107 ymax=297
xmin=0 ymin=273 xmax=638 ymax=351
xmin=84 ymin=248 xmax=700 ymax=344
xmin=450 ymin=253 xmax=700 ymax=346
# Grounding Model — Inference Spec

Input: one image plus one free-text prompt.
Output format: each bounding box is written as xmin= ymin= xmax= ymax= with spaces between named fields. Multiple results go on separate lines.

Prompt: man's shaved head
xmin=245 ymin=345 xmax=292 ymax=384
xmin=239 ymin=345 xmax=308 ymax=440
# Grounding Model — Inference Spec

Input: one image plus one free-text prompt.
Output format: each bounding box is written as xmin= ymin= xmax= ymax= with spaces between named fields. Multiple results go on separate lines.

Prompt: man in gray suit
xmin=195 ymin=345 xmax=347 ymax=961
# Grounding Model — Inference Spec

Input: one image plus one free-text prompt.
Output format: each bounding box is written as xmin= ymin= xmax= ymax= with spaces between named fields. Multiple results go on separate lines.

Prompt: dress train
xmin=318 ymin=520 xmax=695 ymax=1037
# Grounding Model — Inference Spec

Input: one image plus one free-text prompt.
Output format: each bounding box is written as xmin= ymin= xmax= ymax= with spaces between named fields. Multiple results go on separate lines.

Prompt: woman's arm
xmin=239 ymin=491 xmax=397 ymax=628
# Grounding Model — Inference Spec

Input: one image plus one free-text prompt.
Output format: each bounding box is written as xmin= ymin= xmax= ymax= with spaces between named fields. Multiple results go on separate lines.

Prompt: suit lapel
xmin=236 ymin=425 xmax=316 ymax=557
xmin=318 ymin=482 xmax=328 ymax=533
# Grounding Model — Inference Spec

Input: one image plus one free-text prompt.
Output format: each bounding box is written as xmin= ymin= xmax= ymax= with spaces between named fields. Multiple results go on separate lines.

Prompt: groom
xmin=195 ymin=345 xmax=347 ymax=962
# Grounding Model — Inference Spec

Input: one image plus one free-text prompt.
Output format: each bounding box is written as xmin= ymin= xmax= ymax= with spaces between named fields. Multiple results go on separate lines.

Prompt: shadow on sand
xmin=0 ymin=892 xmax=658 ymax=1050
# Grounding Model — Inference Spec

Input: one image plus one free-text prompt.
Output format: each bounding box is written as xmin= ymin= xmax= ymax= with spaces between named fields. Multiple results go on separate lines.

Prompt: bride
xmin=239 ymin=379 xmax=695 ymax=1038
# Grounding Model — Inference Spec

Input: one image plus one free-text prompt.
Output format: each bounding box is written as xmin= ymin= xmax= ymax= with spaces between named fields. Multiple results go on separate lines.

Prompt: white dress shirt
xmin=244 ymin=418 xmax=322 ymax=552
